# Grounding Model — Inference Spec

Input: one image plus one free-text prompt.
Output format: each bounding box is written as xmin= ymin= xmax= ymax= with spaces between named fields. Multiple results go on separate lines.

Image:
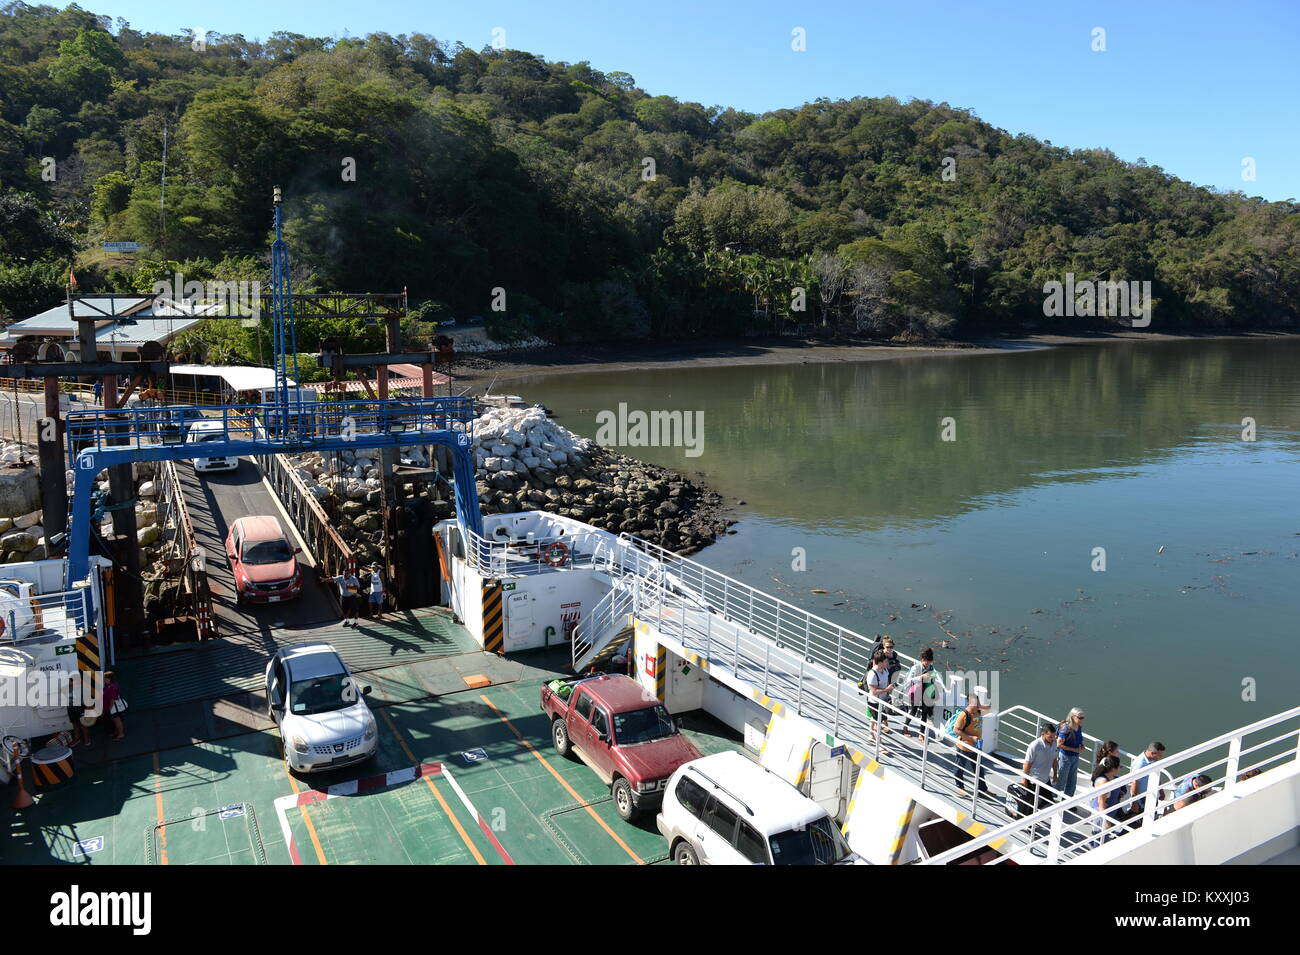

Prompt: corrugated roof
xmin=303 ymin=372 xmax=452 ymax=394
xmin=11 ymin=296 xmax=152 ymax=332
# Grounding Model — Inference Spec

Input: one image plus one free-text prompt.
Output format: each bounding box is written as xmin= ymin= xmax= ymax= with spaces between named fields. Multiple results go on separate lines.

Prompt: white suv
xmin=657 ymin=751 xmax=863 ymax=865
xmin=265 ymin=643 xmax=378 ymax=773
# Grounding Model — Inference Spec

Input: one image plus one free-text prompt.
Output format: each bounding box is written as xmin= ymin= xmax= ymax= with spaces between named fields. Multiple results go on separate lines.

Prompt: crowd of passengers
xmin=852 ymin=636 xmax=1262 ymax=847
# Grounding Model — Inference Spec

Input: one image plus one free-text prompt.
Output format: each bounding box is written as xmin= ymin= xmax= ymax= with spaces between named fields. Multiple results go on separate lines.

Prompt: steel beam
xmin=67 ymin=428 xmax=480 ymax=585
xmin=3 ymin=361 xmax=174 ymax=378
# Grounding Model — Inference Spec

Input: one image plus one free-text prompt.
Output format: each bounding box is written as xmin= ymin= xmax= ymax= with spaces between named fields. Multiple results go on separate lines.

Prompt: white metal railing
xmin=464 ymin=526 xmax=622 ymax=579
xmin=462 ymin=521 xmax=1190 ymax=837
xmin=571 ymin=581 xmax=637 ymax=671
xmin=996 ymin=705 xmax=1174 ymax=793
xmin=0 ymin=586 xmax=92 ymax=645
xmin=922 ymin=703 xmax=1300 ymax=865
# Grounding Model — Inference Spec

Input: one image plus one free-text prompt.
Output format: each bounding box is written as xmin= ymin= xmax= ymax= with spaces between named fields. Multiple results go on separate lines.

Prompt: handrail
xmin=922 ymin=703 xmax=1300 ymax=865
xmin=457 ymin=518 xmax=1199 ymax=843
xmin=0 ymin=586 xmax=92 ymax=646
xmin=571 ymin=582 xmax=636 ymax=671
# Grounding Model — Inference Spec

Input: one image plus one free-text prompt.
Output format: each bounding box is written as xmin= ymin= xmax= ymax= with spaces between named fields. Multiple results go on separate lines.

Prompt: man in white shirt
xmin=368 ymin=566 xmax=386 ymax=618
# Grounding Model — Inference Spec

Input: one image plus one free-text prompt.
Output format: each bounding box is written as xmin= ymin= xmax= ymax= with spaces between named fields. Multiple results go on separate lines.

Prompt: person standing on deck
xmin=1056 ymin=708 xmax=1087 ymax=797
xmin=870 ymin=635 xmax=902 ymax=683
xmin=1089 ymin=756 xmax=1123 ymax=845
xmin=367 ymin=565 xmax=386 ymax=618
xmin=948 ymin=696 xmax=992 ymax=795
xmin=901 ymin=647 xmax=936 ymax=738
xmin=865 ymin=652 xmax=895 ymax=745
xmin=1021 ymin=721 xmax=1060 ymax=811
xmin=1128 ymin=741 xmax=1166 ymax=824
xmin=335 ymin=569 xmax=361 ymax=626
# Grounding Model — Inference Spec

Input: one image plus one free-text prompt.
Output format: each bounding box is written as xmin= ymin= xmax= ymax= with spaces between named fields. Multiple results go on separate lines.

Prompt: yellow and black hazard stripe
xmin=76 ymin=630 xmax=100 ymax=672
xmin=481 ymin=581 xmax=504 ymax=655
xmin=29 ymin=753 xmax=75 ymax=789
xmin=655 ymin=645 xmax=666 ymax=701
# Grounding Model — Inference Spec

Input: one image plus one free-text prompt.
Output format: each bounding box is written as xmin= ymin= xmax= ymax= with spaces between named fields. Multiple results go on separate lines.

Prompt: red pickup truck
xmin=542 ymin=674 xmax=702 ymax=822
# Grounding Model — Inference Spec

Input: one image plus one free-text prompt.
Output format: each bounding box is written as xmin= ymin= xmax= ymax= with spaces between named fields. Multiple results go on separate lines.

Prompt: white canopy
xmin=167 ymin=365 xmax=294 ymax=392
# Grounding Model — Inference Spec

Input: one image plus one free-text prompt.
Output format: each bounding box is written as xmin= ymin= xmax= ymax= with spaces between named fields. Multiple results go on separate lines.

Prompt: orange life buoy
xmin=542 ymin=541 xmax=569 ymax=567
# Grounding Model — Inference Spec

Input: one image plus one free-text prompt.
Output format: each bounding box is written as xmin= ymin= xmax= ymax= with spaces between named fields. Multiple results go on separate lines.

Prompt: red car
xmin=225 ymin=515 xmax=304 ymax=604
xmin=542 ymin=674 xmax=702 ymax=821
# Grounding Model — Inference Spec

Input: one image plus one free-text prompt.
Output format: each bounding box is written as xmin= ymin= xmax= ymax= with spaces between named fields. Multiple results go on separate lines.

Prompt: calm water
xmin=516 ymin=339 xmax=1300 ymax=753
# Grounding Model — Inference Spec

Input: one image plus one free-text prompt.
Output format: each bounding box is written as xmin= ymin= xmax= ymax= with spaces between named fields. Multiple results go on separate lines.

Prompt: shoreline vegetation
xmin=3 ymin=9 xmax=1297 ymax=349
xmin=454 ymin=329 xmax=1300 ymax=387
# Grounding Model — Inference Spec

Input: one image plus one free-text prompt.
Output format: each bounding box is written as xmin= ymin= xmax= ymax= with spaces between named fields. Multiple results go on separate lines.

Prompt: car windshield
xmin=243 ymin=538 xmax=294 ymax=564
xmin=290 ymin=673 xmax=352 ymax=715
xmin=194 ymin=432 xmax=222 ymax=442
xmin=612 ymin=705 xmax=677 ymax=745
xmin=768 ymin=816 xmax=853 ymax=865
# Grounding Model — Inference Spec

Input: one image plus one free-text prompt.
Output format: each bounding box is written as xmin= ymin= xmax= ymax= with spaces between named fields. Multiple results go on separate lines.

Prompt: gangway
xmin=64 ymin=395 xmax=482 ymax=590
xmin=456 ymin=519 xmax=1182 ymax=862
xmin=150 ymin=457 xmax=216 ymax=639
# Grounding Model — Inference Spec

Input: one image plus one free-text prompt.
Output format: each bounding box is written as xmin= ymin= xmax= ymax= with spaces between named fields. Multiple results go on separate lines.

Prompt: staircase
xmin=571 ymin=568 xmax=657 ymax=672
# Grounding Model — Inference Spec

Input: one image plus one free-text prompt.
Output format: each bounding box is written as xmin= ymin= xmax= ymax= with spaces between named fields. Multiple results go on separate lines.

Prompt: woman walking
xmin=103 ymin=671 xmax=126 ymax=741
xmin=902 ymin=647 xmax=936 ymax=738
xmin=1056 ymin=708 xmax=1086 ymax=797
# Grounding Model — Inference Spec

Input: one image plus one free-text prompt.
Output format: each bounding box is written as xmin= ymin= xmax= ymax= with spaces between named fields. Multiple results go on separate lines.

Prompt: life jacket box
xmin=28 ymin=744 xmax=75 ymax=791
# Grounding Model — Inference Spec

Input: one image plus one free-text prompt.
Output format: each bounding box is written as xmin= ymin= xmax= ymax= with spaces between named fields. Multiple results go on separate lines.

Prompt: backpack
xmin=945 ymin=708 xmax=967 ymax=737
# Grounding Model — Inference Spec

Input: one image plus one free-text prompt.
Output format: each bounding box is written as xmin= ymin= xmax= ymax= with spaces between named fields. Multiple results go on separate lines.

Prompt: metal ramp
xmin=571 ymin=533 xmax=1146 ymax=861
xmin=637 ymin=590 xmax=1036 ymax=846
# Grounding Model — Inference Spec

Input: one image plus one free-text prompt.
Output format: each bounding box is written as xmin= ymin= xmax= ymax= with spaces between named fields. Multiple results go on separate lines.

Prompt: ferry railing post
xmin=919 ymin=729 xmax=931 ymax=788
xmin=762 ymin=640 xmax=771 ymax=696
xmin=797 ymin=656 xmax=805 ymax=715
xmin=833 ymin=678 xmax=842 ymax=736
xmin=1224 ymin=736 xmax=1242 ymax=793
xmin=705 ymin=592 xmax=714 ymax=657
xmin=733 ymin=613 xmax=741 ymax=671
xmin=1047 ymin=808 xmax=1064 ymax=864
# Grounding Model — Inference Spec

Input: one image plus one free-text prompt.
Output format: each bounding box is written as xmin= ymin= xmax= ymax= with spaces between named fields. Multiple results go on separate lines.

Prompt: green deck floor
xmin=118 ymin=607 xmax=479 ymax=710
xmin=1 ymin=654 xmax=743 ymax=866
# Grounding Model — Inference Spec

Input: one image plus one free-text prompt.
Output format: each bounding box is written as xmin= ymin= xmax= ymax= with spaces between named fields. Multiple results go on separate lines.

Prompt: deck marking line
xmin=438 ymin=762 xmax=516 ymax=865
xmin=152 ymin=752 xmax=168 ymax=866
xmin=479 ymin=693 xmax=644 ymax=865
xmin=282 ymin=766 xmax=327 ymax=865
xmin=379 ymin=710 xmax=487 ymax=865
xmin=276 ymin=761 xmax=444 ymax=865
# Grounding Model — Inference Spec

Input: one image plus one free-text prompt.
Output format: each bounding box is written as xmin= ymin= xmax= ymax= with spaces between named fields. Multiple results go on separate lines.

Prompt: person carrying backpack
xmin=870 ymin=635 xmax=903 ymax=683
xmin=864 ymin=651 xmax=895 ymax=745
xmin=946 ymin=696 xmax=991 ymax=795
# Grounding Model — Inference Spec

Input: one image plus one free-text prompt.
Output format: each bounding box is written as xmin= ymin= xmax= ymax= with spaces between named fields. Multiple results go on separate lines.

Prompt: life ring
xmin=542 ymin=541 xmax=569 ymax=567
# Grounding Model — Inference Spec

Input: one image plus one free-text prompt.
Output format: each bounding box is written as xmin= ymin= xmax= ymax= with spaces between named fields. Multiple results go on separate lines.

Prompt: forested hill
xmin=2 ymin=3 xmax=1297 ymax=348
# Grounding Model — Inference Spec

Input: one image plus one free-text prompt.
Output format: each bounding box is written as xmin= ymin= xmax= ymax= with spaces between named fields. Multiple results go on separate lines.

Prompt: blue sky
xmin=97 ymin=0 xmax=1299 ymax=201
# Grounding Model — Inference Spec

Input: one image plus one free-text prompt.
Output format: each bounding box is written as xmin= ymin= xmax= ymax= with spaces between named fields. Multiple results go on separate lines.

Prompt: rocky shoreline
xmin=287 ymin=405 xmax=733 ymax=563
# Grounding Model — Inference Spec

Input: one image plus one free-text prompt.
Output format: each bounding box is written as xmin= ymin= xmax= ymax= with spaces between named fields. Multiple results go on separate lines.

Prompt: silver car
xmin=265 ymin=643 xmax=377 ymax=773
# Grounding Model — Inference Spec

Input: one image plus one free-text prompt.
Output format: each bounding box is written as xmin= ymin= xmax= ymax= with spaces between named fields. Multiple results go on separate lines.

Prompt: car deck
xmin=1 ymin=623 xmax=741 ymax=866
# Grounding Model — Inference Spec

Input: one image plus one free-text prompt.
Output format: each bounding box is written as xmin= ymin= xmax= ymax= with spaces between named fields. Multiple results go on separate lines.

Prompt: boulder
xmin=0 ymin=530 xmax=35 ymax=553
xmin=13 ymin=509 xmax=41 ymax=529
xmin=137 ymin=526 xmax=161 ymax=547
xmin=137 ymin=480 xmax=157 ymax=497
